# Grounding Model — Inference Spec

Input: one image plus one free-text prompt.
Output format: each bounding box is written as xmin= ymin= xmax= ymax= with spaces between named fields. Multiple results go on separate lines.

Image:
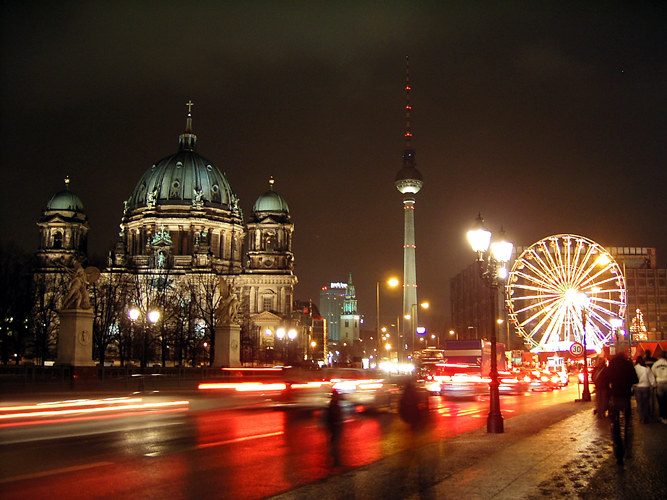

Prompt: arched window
xmin=265 ymin=232 xmax=277 ymax=252
xmin=53 ymin=231 xmax=63 ymax=249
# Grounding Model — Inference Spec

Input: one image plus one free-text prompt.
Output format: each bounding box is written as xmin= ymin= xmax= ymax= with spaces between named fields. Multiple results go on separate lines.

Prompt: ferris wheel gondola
xmin=506 ymin=234 xmax=626 ymax=352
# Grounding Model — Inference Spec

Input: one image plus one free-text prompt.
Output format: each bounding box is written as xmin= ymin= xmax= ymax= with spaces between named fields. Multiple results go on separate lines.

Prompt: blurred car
xmin=498 ymin=371 xmax=531 ymax=395
xmin=324 ymin=368 xmax=400 ymax=412
xmin=521 ymin=370 xmax=559 ymax=392
xmin=422 ymin=363 xmax=487 ymax=399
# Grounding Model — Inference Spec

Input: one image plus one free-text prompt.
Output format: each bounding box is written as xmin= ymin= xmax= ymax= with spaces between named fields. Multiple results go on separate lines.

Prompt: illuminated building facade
xmin=36 ymin=104 xmax=298 ymax=364
xmin=319 ymin=279 xmax=349 ymax=342
xmin=339 ymin=273 xmax=361 ymax=344
xmin=395 ymin=56 xmax=423 ymax=354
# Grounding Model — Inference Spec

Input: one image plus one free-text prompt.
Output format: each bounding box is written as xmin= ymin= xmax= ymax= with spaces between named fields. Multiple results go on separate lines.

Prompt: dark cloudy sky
xmin=2 ymin=1 xmax=666 ymax=333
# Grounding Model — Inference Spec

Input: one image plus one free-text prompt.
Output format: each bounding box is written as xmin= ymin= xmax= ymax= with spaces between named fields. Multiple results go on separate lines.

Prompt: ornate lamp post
xmin=376 ymin=278 xmax=399 ymax=364
xmin=276 ymin=328 xmax=286 ymax=363
xmin=576 ymin=292 xmax=592 ymax=402
xmin=467 ymin=214 xmax=513 ymax=434
xmin=287 ymin=328 xmax=297 ymax=364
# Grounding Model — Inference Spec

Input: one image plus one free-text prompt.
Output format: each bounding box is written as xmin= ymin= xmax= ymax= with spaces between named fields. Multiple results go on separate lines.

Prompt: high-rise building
xmin=319 ymin=280 xmax=348 ymax=342
xmin=394 ymin=56 xmax=423 ymax=355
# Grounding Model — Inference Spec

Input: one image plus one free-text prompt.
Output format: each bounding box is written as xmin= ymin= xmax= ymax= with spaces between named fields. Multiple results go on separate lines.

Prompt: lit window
xmin=263 ymin=297 xmax=273 ymax=311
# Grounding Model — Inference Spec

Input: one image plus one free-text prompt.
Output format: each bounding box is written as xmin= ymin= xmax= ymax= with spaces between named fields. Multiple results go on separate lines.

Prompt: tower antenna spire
xmin=394 ymin=55 xmax=423 ymax=361
xmin=405 ymin=55 xmax=412 ymax=149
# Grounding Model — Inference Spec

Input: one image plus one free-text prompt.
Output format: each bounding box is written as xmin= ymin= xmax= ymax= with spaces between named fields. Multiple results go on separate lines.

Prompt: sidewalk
xmin=273 ymin=401 xmax=667 ymax=499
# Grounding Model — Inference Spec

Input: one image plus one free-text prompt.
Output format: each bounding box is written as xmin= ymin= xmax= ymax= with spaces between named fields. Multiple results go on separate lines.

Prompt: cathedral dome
xmin=252 ymin=177 xmax=290 ymax=215
xmin=46 ymin=178 xmax=85 ymax=213
xmin=128 ymin=111 xmax=237 ymax=211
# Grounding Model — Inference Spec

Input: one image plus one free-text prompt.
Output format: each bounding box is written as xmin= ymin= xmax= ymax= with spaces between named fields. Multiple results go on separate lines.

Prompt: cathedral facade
xmin=36 ymin=106 xmax=298 ymax=365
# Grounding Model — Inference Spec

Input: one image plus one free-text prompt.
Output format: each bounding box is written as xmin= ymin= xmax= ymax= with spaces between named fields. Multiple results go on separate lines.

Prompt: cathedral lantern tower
xmin=237 ymin=177 xmax=297 ymax=322
xmin=245 ymin=177 xmax=294 ymax=274
xmin=37 ymin=177 xmax=89 ymax=270
xmin=394 ymin=56 xmax=423 ymax=356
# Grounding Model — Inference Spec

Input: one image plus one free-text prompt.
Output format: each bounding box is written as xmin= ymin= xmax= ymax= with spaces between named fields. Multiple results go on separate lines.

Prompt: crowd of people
xmin=591 ymin=345 xmax=666 ymax=465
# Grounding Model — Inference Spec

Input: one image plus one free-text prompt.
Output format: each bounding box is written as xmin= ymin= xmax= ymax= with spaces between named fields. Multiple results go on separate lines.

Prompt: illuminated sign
xmin=330 ymin=282 xmax=348 ymax=289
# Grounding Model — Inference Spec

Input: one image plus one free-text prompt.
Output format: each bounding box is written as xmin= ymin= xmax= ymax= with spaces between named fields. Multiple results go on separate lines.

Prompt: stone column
xmin=57 ymin=308 xmax=95 ymax=366
xmin=214 ymin=323 xmax=241 ymax=367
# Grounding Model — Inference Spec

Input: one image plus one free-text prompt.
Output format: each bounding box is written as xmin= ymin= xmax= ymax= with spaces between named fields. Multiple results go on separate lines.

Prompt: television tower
xmin=394 ymin=56 xmax=423 ymax=358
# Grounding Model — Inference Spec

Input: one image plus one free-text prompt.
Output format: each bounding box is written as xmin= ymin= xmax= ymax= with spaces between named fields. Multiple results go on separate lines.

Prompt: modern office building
xmin=319 ymin=280 xmax=348 ymax=342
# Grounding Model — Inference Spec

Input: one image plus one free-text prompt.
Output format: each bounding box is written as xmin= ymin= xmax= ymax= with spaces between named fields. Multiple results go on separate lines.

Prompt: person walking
xmin=326 ymin=389 xmax=344 ymax=466
xmin=634 ymin=356 xmax=656 ymax=423
xmin=592 ymin=357 xmax=609 ymax=418
xmin=598 ymin=347 xmax=638 ymax=465
xmin=652 ymin=350 xmax=667 ymax=424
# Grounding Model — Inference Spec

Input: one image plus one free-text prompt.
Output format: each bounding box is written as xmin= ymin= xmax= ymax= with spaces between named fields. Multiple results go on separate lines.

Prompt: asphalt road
xmin=0 ymin=385 xmax=579 ymax=499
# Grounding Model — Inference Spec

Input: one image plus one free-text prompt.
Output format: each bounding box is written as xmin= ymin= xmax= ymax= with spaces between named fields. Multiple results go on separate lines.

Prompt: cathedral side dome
xmin=46 ymin=177 xmax=86 ymax=213
xmin=251 ymin=177 xmax=290 ymax=219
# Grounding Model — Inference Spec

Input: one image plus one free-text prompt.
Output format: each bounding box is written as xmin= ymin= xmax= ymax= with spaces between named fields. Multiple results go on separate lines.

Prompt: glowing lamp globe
xmin=128 ymin=308 xmax=140 ymax=321
xmin=491 ymin=239 xmax=514 ymax=263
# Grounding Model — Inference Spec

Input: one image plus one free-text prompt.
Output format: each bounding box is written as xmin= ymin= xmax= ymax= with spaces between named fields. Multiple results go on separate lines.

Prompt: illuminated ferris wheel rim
xmin=506 ymin=234 xmax=626 ymax=353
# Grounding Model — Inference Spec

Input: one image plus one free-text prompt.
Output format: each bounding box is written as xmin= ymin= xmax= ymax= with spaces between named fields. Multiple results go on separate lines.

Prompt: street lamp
xmin=276 ymin=328 xmax=286 ymax=362
xmin=574 ymin=292 xmax=592 ymax=402
xmin=129 ymin=307 xmax=160 ymax=370
xmin=467 ymin=213 xmax=513 ymax=434
xmin=376 ymin=278 xmax=399 ymax=362
xmin=405 ymin=301 xmax=430 ymax=359
xmin=128 ymin=308 xmax=140 ymax=367
xmin=287 ymin=328 xmax=297 ymax=364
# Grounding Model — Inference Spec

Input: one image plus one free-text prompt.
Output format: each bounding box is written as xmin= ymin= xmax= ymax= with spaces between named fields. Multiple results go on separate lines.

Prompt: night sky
xmin=2 ymin=1 xmax=666 ymax=333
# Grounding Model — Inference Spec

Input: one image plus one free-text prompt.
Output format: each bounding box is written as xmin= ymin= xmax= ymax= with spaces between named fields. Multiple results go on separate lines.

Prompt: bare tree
xmin=90 ymin=269 xmax=129 ymax=366
xmin=188 ymin=272 xmax=224 ymax=366
xmin=28 ymin=272 xmax=66 ymax=365
xmin=0 ymin=244 xmax=33 ymax=364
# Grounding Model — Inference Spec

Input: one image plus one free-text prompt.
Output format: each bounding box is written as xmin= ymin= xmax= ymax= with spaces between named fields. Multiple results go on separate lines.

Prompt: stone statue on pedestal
xmin=62 ymin=262 xmax=100 ymax=310
xmin=215 ymin=277 xmax=239 ymax=325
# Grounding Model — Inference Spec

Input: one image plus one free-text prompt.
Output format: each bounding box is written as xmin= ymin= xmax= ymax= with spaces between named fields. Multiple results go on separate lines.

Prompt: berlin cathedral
xmin=34 ymin=105 xmax=301 ymax=366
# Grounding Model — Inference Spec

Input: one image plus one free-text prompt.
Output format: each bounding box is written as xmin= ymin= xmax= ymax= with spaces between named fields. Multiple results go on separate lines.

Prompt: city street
xmin=0 ymin=385 xmax=579 ymax=499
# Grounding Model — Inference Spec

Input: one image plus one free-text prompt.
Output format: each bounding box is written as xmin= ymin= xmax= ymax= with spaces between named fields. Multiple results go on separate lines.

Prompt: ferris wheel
xmin=506 ymin=234 xmax=626 ymax=352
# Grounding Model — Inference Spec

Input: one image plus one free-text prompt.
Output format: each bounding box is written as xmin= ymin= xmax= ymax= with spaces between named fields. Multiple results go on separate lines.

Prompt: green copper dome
xmin=252 ymin=177 xmax=290 ymax=215
xmin=128 ymin=113 xmax=238 ymax=211
xmin=46 ymin=178 xmax=85 ymax=212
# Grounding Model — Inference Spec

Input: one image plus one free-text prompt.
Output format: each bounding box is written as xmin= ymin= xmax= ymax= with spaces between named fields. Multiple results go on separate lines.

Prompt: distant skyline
xmin=2 ymin=1 xmax=666 ymax=334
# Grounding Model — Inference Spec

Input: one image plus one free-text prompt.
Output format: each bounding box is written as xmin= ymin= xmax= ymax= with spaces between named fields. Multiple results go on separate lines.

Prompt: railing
xmin=0 ymin=365 xmax=223 ymax=393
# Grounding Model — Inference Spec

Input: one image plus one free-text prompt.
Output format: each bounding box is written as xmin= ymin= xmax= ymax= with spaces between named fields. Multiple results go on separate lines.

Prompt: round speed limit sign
xmin=569 ymin=342 xmax=584 ymax=357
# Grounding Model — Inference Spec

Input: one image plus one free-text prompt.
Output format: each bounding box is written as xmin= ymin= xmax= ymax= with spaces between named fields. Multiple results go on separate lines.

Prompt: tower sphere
xmin=394 ymin=165 xmax=423 ymax=195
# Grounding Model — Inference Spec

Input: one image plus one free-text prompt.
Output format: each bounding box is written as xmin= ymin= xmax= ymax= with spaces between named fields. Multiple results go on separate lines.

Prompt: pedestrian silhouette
xmin=652 ymin=350 xmax=667 ymax=424
xmin=592 ymin=357 xmax=609 ymax=418
xmin=326 ymin=389 xmax=343 ymax=466
xmin=598 ymin=346 xmax=638 ymax=465
xmin=399 ymin=378 xmax=429 ymax=429
xmin=634 ymin=356 xmax=656 ymax=423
